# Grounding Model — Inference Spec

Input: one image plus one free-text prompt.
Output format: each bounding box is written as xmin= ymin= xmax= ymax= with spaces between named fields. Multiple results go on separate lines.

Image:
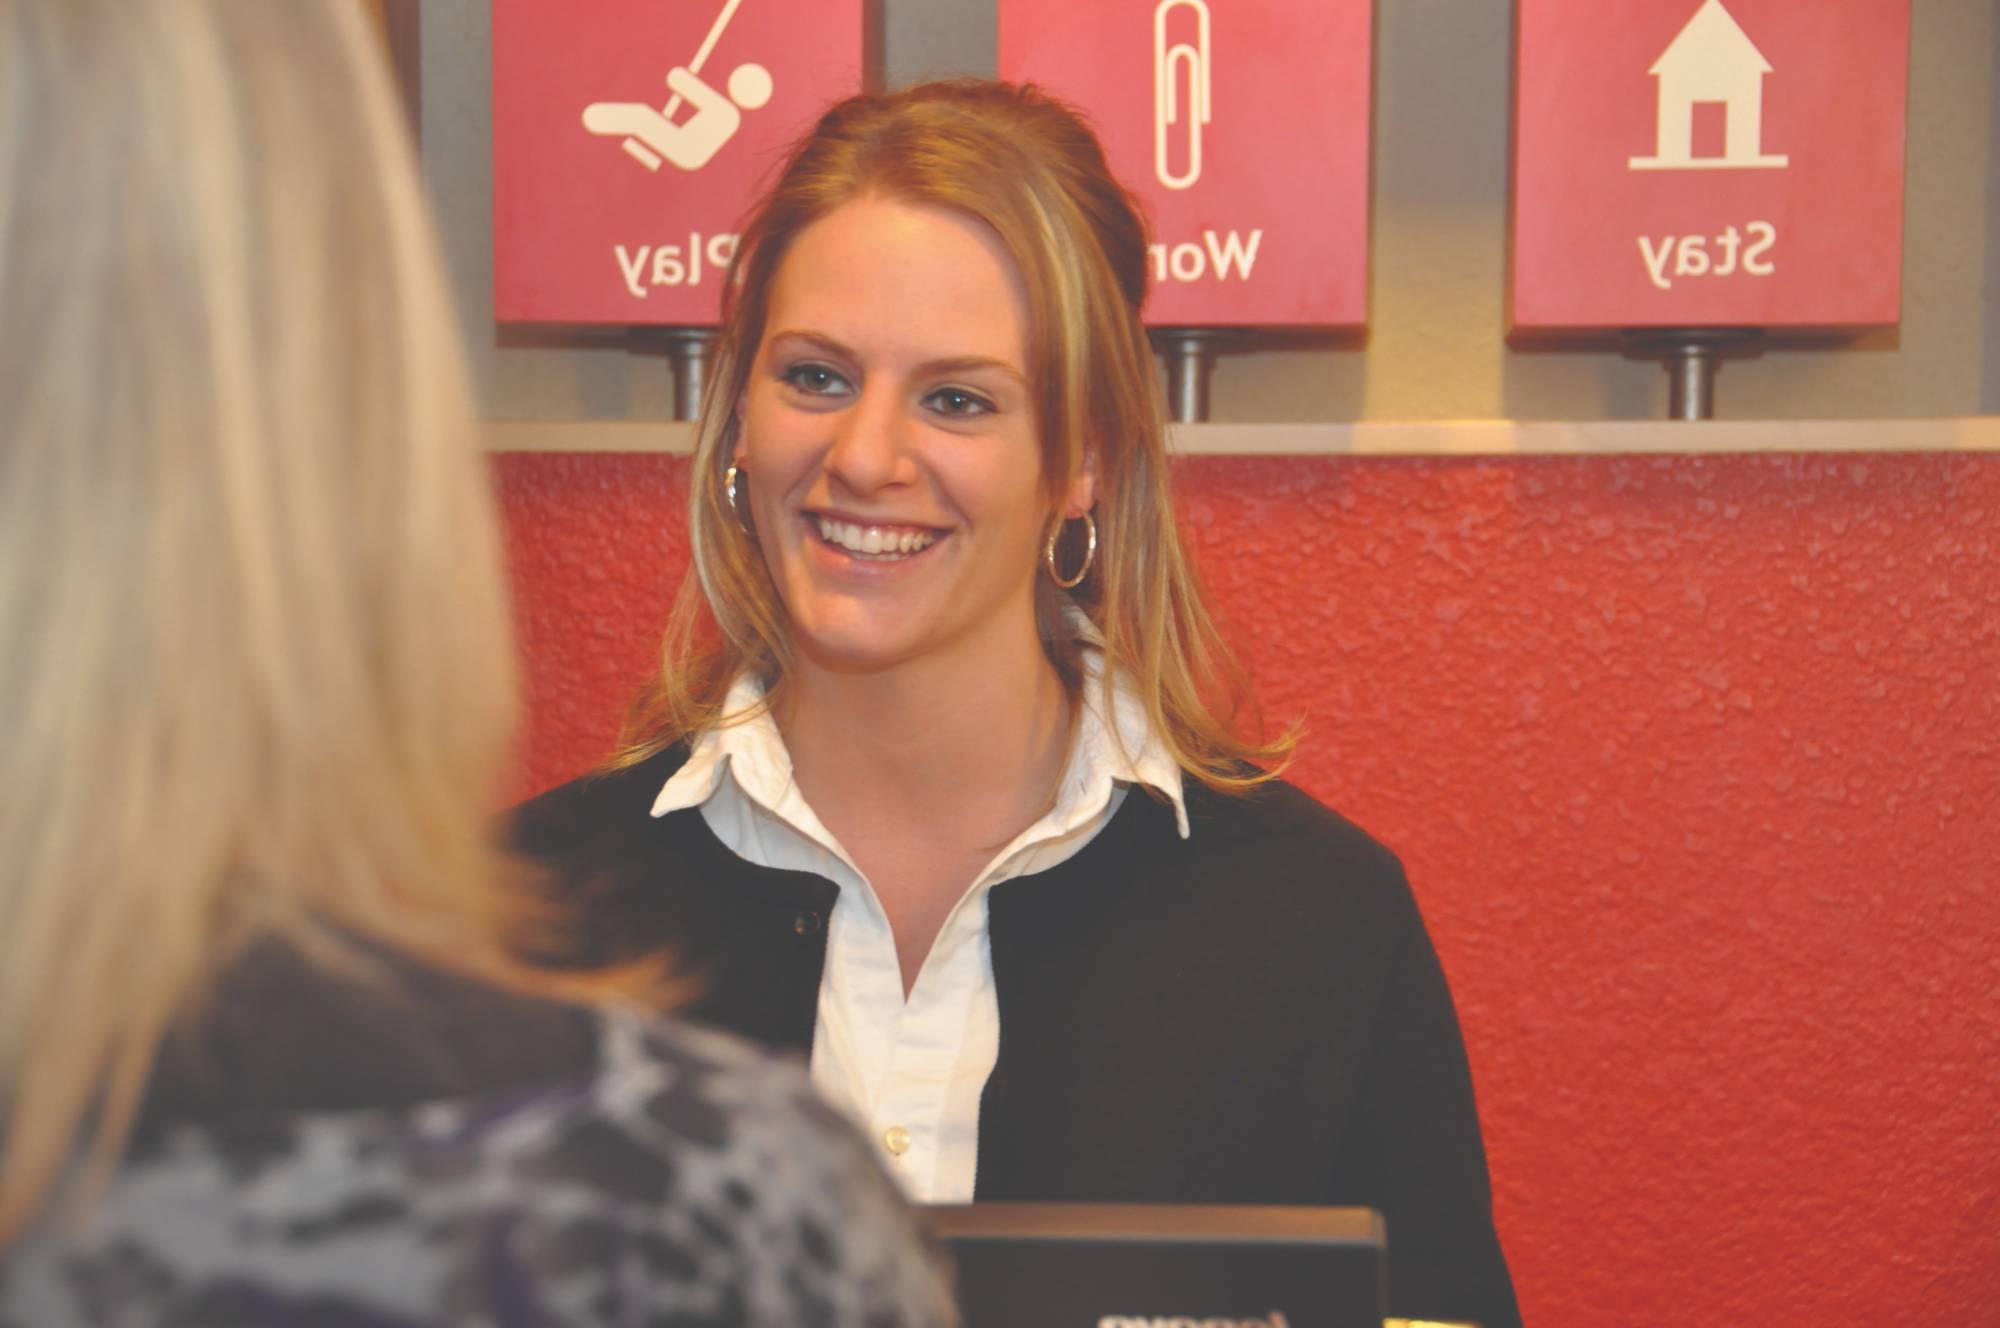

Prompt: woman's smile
xmin=807 ymin=512 xmax=944 ymax=562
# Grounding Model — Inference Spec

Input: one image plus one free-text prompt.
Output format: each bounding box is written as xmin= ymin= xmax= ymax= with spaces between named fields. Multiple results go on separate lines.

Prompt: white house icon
xmin=1629 ymin=0 xmax=1789 ymax=171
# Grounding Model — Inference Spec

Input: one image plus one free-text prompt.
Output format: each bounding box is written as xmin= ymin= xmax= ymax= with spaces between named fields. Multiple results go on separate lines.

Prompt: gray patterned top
xmin=0 ymin=1015 xmax=958 ymax=1326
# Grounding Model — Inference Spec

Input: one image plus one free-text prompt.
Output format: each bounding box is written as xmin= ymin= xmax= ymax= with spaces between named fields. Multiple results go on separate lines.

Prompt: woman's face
xmin=737 ymin=194 xmax=1093 ymax=679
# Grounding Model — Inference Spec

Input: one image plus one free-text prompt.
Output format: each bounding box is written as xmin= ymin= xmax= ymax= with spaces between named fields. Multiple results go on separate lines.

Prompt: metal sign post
xmin=1623 ymin=327 xmax=1762 ymax=421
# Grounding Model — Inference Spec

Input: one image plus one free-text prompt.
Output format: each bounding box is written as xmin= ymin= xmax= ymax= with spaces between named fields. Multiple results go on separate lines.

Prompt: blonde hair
xmin=623 ymin=80 xmax=1293 ymax=787
xmin=0 ymin=0 xmax=653 ymax=1244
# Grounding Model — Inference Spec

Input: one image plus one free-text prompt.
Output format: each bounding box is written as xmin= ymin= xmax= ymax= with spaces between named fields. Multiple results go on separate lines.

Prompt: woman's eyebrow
xmin=766 ymin=329 xmax=853 ymax=359
xmin=913 ymin=356 xmax=1029 ymax=389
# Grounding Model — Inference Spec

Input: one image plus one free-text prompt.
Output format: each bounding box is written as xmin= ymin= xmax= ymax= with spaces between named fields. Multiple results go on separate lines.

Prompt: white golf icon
xmin=582 ymin=0 xmax=771 ymax=173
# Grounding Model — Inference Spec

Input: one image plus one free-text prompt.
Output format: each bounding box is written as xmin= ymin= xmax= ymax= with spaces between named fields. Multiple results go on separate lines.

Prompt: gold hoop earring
xmin=723 ymin=463 xmax=751 ymax=533
xmin=1044 ymin=512 xmax=1097 ymax=589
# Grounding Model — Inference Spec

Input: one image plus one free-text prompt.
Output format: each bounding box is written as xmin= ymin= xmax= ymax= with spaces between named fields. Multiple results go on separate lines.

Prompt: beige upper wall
xmin=417 ymin=0 xmax=1996 ymax=425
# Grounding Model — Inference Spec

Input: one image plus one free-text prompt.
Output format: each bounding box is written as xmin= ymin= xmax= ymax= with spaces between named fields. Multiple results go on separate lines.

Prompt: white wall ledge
xmin=486 ymin=417 xmax=2000 ymax=457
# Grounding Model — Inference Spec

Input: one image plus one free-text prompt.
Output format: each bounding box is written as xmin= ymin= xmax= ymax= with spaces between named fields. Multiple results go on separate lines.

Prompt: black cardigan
xmin=516 ymin=748 xmax=1522 ymax=1328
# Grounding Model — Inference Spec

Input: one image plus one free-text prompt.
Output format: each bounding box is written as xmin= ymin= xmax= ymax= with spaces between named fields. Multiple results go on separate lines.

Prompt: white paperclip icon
xmin=1153 ymin=0 xmax=1211 ymax=191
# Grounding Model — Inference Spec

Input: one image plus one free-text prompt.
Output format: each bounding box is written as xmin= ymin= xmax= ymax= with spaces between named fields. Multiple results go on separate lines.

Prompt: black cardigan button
xmin=792 ymin=910 xmax=822 ymax=937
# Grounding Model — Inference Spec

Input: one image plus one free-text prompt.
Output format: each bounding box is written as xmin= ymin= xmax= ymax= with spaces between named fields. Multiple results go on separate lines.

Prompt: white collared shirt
xmin=649 ymin=659 xmax=1189 ymax=1202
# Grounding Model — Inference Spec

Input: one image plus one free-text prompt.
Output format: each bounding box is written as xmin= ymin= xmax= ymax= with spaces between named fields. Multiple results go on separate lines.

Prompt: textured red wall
xmin=496 ymin=451 xmax=2000 ymax=1327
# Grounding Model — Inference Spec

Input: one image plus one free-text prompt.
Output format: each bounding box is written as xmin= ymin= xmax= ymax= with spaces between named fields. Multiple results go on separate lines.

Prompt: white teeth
xmin=814 ymin=516 xmax=936 ymax=559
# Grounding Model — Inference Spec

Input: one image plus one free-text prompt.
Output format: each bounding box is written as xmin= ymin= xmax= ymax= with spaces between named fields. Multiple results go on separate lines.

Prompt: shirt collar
xmin=650 ymin=655 xmax=1191 ymax=841
xmin=650 ymin=671 xmax=796 ymax=822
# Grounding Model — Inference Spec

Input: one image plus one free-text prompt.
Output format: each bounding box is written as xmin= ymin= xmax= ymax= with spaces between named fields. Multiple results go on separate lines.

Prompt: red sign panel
xmin=999 ymin=0 xmax=1371 ymax=328
xmin=1512 ymin=0 xmax=1909 ymax=331
xmin=491 ymin=0 xmax=866 ymax=325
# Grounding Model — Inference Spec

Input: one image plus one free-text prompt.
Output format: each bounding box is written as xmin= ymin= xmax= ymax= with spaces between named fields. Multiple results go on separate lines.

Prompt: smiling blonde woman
xmin=519 ymin=80 xmax=1521 ymax=1328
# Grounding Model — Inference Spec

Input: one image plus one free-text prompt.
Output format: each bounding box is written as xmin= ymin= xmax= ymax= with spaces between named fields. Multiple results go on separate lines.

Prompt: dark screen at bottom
xmin=946 ymin=1237 xmax=1386 ymax=1328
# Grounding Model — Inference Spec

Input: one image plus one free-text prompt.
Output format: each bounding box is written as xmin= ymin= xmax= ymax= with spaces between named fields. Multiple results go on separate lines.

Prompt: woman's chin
xmin=787 ymin=616 xmax=926 ymax=677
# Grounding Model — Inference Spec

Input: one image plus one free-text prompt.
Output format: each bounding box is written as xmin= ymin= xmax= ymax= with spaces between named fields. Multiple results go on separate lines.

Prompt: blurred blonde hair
xmin=0 ymin=0 xmax=653 ymax=1244
xmin=621 ymin=80 xmax=1293 ymax=788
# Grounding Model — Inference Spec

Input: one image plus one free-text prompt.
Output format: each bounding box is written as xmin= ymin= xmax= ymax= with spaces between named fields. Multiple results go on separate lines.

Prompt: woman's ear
xmin=1063 ymin=452 xmax=1099 ymax=518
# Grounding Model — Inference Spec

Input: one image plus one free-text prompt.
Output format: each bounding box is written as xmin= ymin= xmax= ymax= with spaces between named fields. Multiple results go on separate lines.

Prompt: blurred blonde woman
xmin=519 ymin=81 xmax=1519 ymax=1328
xmin=0 ymin=1 xmax=953 ymax=1322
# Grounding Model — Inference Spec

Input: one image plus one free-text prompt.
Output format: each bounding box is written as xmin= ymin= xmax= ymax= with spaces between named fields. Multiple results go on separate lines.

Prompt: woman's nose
xmin=823 ymin=385 xmax=913 ymax=496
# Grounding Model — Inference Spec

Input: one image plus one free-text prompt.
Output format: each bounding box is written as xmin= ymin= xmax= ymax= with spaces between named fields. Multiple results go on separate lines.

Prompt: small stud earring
xmin=723 ymin=462 xmax=751 ymax=533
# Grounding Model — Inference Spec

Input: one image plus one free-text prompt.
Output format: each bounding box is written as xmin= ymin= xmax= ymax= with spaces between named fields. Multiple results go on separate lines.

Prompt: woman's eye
xmin=781 ymin=363 xmax=850 ymax=396
xmin=925 ymin=386 xmax=993 ymax=418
